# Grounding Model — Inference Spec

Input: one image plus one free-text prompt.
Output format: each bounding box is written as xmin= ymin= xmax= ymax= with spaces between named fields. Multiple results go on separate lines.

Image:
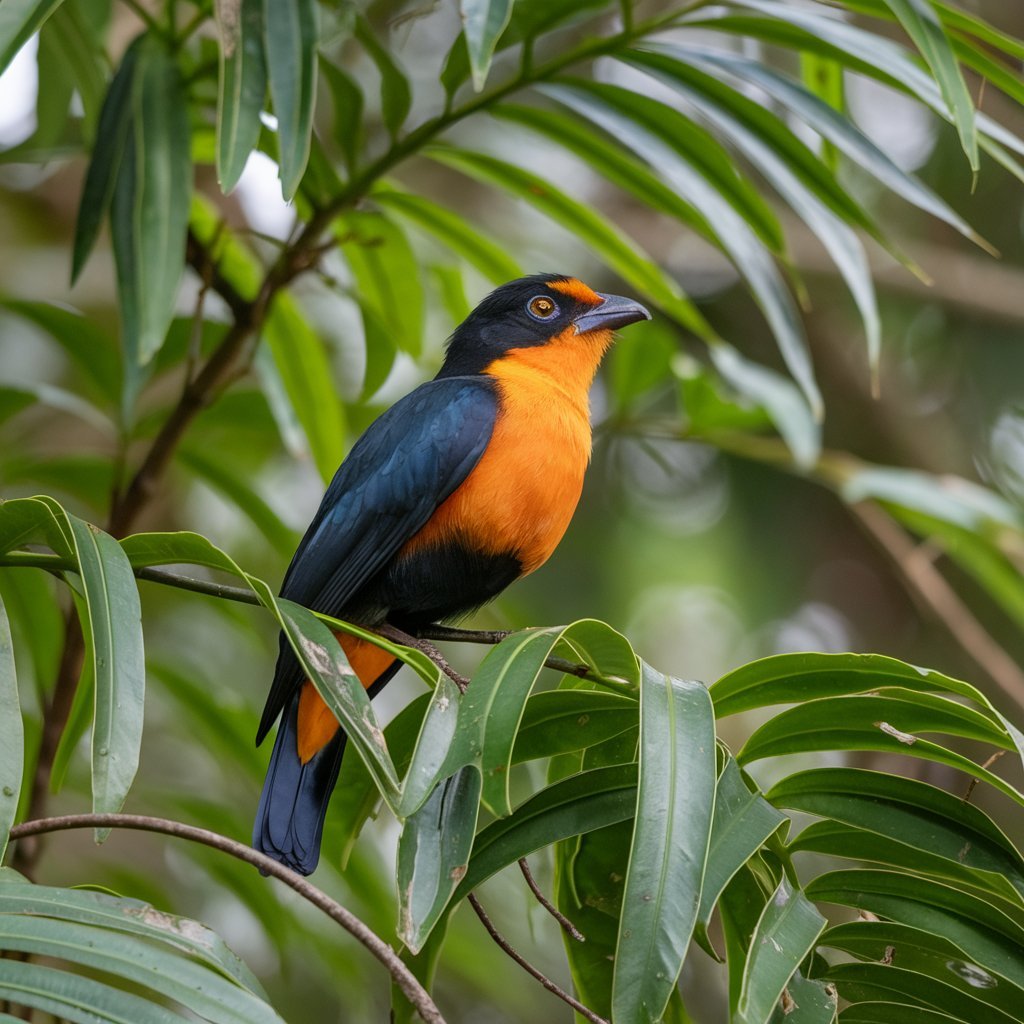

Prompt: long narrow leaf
xmin=880 ymin=0 xmax=977 ymax=171
xmin=263 ymin=0 xmax=317 ymax=199
xmin=217 ymin=0 xmax=267 ymax=193
xmin=0 ymin=595 xmax=20 ymax=863
xmin=460 ymin=0 xmax=513 ymax=91
xmin=0 ymin=0 xmax=65 ymax=77
xmin=612 ymin=666 xmax=715 ymax=1024
xmin=396 ymin=765 xmax=481 ymax=953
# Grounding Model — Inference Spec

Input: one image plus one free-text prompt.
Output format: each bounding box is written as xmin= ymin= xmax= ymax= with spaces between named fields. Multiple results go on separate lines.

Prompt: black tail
xmin=253 ymin=689 xmax=345 ymax=876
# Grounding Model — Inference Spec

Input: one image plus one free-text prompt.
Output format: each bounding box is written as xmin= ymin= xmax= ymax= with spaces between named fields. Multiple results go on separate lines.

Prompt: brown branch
xmin=376 ymin=624 xmax=470 ymax=693
xmin=850 ymin=501 xmax=1024 ymax=712
xmin=518 ymin=857 xmax=585 ymax=942
xmin=467 ymin=894 xmax=607 ymax=1024
xmin=8 ymin=814 xmax=446 ymax=1024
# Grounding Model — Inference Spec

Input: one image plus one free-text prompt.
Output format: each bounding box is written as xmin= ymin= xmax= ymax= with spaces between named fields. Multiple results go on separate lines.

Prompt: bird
xmin=253 ymin=274 xmax=651 ymax=874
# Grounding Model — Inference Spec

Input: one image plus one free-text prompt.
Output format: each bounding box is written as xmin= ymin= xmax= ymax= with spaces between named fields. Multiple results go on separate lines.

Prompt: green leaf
xmin=334 ymin=693 xmax=432 ymax=867
xmin=0 ymin=959 xmax=186 ymax=1024
xmin=217 ymin=0 xmax=267 ymax=193
xmin=41 ymin=1 xmax=106 ymax=141
xmin=0 ymin=594 xmax=20 ymax=864
xmin=320 ymin=58 xmax=363 ymax=172
xmin=880 ymin=0 xmax=978 ymax=171
xmin=355 ymin=18 xmax=410 ymax=139
xmin=825 ymin=962 xmax=1016 ymax=1024
xmin=0 ymin=915 xmax=284 ymax=1024
xmin=263 ymin=0 xmax=317 ymax=200
xmin=738 ymin=691 xmax=1024 ymax=807
xmin=710 ymin=651 xmax=993 ymax=718
xmin=738 ymin=877 xmax=827 ymax=1024
xmin=773 ymin=970 xmax=838 ymax=1023
xmin=0 ymin=567 xmax=61 ymax=698
xmin=396 ymin=765 xmax=481 ymax=953
xmin=336 ymin=210 xmax=424 ymax=356
xmin=807 ymin=868 xmax=1024 ymax=991
xmin=373 ymin=187 xmax=522 ymax=284
xmin=426 ymin=145 xmax=713 ymax=340
xmin=0 ymin=300 xmax=121 ymax=410
xmin=697 ymin=759 xmax=787 ymax=948
xmin=612 ymin=667 xmax=715 ymax=1024
xmin=56 ymin=509 xmax=146 ymax=837
xmin=72 ymin=37 xmax=140 ymax=284
xmin=840 ymin=465 xmax=1020 ymax=533
xmin=676 ymin=46 xmax=982 ymax=247
xmin=405 ymin=621 xmax=638 ymax=821
xmin=708 ymin=343 xmax=820 ymax=468
xmin=460 ymin=0 xmax=513 ymax=91
xmin=263 ymin=294 xmax=346 ymax=484
xmin=454 ymin=763 xmax=639 ymax=901
xmin=770 ymin=767 xmax=1024 ymax=902
xmin=540 ymin=80 xmax=787 ymax=256
xmin=821 ymin=921 xmax=1024 ymax=1018
xmin=0 ymin=0 xmax=65 ymax=77
xmin=112 ymin=34 xmax=192 ymax=372
xmin=511 ymin=689 xmax=638 ymax=764
xmin=50 ymin=614 xmax=94 ymax=794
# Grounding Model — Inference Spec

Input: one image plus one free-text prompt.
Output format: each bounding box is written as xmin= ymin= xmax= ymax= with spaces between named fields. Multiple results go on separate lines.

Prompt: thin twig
xmin=962 ymin=750 xmax=1007 ymax=805
xmin=8 ymin=814 xmax=446 ymax=1024
xmin=377 ymin=624 xmax=470 ymax=693
xmin=467 ymin=894 xmax=607 ymax=1024
xmin=518 ymin=857 xmax=585 ymax=942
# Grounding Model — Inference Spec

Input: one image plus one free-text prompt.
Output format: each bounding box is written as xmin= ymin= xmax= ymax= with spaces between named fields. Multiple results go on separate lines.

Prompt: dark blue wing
xmin=257 ymin=375 xmax=498 ymax=742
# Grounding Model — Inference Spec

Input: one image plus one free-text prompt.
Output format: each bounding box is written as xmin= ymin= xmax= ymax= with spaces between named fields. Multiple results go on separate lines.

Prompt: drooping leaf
xmin=355 ymin=17 xmax=410 ymax=139
xmin=217 ymin=0 xmax=267 ymax=193
xmin=373 ymin=187 xmax=522 ymax=283
xmin=612 ymin=666 xmax=716 ymax=1024
xmin=111 ymin=34 xmax=192 ymax=373
xmin=72 ymin=37 xmax=140 ymax=284
xmin=696 ymin=759 xmax=787 ymax=948
xmin=737 ymin=878 xmax=827 ymax=1024
xmin=263 ymin=0 xmax=318 ymax=199
xmin=0 ymin=0 xmax=66 ymax=78
xmin=879 ymin=0 xmax=978 ymax=171
xmin=0 ymin=594 xmax=20 ymax=863
xmin=459 ymin=0 xmax=514 ymax=91
xmin=770 ymin=767 xmax=1024 ymax=902
xmin=262 ymin=294 xmax=346 ymax=484
xmin=336 ymin=210 xmax=424 ymax=356
xmin=320 ymin=57 xmax=363 ymax=172
xmin=396 ymin=765 xmax=481 ymax=953
xmin=54 ymin=507 xmax=145 ymax=837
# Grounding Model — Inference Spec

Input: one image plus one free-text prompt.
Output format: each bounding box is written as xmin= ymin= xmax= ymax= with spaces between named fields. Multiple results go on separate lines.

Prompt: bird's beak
xmin=573 ymin=292 xmax=652 ymax=334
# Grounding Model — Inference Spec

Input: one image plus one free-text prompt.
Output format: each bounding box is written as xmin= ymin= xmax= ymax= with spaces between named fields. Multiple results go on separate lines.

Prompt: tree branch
xmin=849 ymin=501 xmax=1024 ymax=710
xmin=8 ymin=814 xmax=446 ymax=1024
xmin=467 ymin=894 xmax=607 ymax=1024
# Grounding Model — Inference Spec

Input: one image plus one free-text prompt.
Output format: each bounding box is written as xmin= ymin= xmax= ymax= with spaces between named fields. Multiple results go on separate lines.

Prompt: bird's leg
xmin=375 ymin=624 xmax=471 ymax=693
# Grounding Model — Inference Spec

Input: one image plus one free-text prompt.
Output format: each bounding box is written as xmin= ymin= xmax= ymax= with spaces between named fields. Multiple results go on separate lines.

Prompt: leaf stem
xmin=7 ymin=813 xmax=447 ymax=1024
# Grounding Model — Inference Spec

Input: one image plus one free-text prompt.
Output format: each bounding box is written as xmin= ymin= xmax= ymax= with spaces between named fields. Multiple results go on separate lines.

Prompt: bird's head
xmin=438 ymin=274 xmax=651 ymax=379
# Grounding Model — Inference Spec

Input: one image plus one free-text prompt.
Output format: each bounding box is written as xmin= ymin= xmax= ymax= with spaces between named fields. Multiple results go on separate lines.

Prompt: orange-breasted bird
xmin=254 ymin=274 xmax=651 ymax=874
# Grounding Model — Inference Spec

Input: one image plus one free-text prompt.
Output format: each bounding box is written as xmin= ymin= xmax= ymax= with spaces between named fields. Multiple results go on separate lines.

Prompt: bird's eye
xmin=527 ymin=295 xmax=558 ymax=320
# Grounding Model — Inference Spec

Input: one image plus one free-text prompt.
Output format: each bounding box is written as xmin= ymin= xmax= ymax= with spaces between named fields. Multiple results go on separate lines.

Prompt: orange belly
xmin=404 ymin=327 xmax=610 ymax=574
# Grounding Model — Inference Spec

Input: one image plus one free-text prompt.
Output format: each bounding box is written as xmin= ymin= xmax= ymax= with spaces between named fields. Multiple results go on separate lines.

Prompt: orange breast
xmin=405 ymin=326 xmax=613 ymax=574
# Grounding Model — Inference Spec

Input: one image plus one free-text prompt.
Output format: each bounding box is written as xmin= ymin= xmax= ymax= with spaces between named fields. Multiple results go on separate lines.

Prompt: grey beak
xmin=573 ymin=291 xmax=652 ymax=334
